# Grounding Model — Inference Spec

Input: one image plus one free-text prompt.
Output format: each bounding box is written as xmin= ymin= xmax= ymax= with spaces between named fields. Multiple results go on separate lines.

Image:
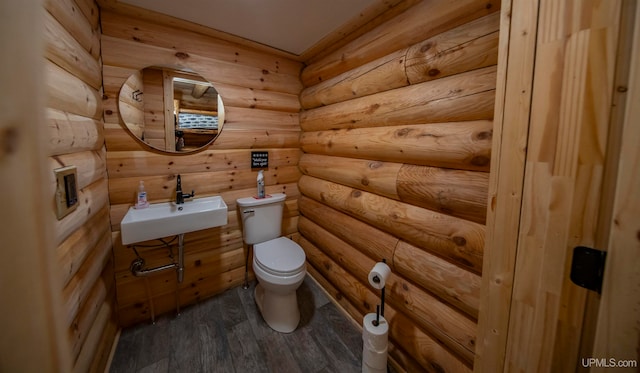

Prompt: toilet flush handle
xmin=243 ymin=209 xmax=255 ymax=214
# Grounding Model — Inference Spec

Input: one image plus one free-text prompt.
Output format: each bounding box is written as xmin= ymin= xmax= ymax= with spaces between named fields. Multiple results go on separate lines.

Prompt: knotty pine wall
xmin=298 ymin=0 xmax=500 ymax=371
xmin=100 ymin=10 xmax=303 ymax=327
xmin=44 ymin=0 xmax=117 ymax=371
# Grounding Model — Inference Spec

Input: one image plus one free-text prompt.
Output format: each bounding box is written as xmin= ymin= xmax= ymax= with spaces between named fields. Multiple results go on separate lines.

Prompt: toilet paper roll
xmin=368 ymin=262 xmax=391 ymax=289
xmin=362 ymin=364 xmax=386 ymax=373
xmin=363 ymin=345 xmax=388 ymax=370
xmin=362 ymin=313 xmax=389 ymax=352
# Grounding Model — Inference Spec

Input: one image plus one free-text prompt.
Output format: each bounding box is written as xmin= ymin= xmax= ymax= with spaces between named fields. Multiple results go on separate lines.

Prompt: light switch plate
xmin=54 ymin=165 xmax=78 ymax=220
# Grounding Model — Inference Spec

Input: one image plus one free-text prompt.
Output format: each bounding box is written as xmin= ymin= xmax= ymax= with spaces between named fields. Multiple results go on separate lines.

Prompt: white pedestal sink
xmin=121 ymin=195 xmax=228 ymax=245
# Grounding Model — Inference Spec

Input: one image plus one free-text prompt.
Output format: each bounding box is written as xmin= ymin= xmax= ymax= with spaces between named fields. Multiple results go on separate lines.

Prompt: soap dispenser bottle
xmin=257 ymin=170 xmax=265 ymax=198
xmin=135 ymin=181 xmax=149 ymax=209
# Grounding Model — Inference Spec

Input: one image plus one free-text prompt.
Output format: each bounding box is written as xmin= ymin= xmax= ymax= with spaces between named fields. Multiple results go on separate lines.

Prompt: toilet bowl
xmin=236 ymin=193 xmax=307 ymax=333
xmin=253 ymin=236 xmax=306 ymax=333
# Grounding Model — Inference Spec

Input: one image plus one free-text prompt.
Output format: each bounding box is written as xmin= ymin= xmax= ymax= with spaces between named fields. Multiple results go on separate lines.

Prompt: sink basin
xmin=121 ymin=196 xmax=228 ymax=245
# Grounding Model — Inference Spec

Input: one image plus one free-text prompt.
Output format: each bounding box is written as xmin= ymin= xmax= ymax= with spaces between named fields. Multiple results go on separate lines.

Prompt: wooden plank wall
xmin=44 ymin=0 xmax=118 ymax=371
xmin=100 ymin=10 xmax=304 ymax=327
xmin=298 ymin=0 xmax=500 ymax=371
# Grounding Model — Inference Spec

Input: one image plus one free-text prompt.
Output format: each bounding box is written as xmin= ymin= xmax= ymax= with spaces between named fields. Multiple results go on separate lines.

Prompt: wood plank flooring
xmin=109 ymin=276 xmax=366 ymax=372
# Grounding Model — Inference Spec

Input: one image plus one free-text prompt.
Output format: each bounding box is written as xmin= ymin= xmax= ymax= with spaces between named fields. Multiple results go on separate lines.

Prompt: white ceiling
xmin=120 ymin=0 xmax=379 ymax=55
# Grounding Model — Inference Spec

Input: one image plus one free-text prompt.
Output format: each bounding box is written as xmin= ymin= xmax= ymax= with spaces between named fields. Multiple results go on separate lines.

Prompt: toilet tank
xmin=236 ymin=193 xmax=287 ymax=245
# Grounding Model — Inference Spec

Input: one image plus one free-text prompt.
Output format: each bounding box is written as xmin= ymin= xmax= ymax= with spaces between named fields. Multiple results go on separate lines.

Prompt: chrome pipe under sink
xmin=130 ymin=233 xmax=185 ymax=283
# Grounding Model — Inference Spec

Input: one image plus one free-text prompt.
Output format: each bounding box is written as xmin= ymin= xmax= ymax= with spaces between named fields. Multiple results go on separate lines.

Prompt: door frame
xmin=591 ymin=1 xmax=640 ymax=369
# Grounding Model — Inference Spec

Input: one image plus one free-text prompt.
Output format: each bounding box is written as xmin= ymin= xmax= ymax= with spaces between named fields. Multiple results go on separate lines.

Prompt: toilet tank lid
xmin=237 ymin=193 xmax=286 ymax=207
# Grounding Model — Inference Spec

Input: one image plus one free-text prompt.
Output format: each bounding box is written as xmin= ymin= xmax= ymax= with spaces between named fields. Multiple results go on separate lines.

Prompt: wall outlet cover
xmin=54 ymin=165 xmax=78 ymax=220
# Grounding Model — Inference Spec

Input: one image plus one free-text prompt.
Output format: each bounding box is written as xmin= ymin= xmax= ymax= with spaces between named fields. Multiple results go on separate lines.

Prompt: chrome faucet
xmin=176 ymin=174 xmax=195 ymax=204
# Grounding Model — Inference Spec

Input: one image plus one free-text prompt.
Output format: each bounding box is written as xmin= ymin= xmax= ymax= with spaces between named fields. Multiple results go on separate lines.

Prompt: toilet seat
xmin=254 ymin=237 xmax=305 ymax=276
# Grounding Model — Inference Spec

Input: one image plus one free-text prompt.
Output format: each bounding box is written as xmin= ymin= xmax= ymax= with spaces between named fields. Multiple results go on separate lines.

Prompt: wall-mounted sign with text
xmin=251 ymin=151 xmax=269 ymax=169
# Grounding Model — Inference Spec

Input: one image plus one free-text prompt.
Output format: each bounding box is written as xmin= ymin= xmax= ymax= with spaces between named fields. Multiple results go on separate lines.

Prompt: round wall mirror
xmin=118 ymin=66 xmax=225 ymax=153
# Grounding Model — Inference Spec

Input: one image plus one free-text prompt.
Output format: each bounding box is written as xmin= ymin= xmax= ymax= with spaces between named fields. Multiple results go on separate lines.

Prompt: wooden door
xmin=475 ymin=0 xmax=639 ymax=372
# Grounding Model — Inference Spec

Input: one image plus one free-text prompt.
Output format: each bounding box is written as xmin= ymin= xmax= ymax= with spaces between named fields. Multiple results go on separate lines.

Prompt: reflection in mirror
xmin=119 ymin=66 xmax=225 ymax=153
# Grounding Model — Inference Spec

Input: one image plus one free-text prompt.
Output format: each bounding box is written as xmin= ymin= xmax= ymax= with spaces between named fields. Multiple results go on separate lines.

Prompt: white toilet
xmin=237 ymin=193 xmax=306 ymax=333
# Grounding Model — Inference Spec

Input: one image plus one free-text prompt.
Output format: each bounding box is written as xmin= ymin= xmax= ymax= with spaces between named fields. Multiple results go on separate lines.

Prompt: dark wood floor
xmin=109 ymin=276 xmax=366 ymax=373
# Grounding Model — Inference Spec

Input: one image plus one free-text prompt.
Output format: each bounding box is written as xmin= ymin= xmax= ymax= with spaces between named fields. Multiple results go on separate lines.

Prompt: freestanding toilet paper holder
xmin=369 ymin=259 xmax=387 ymax=326
xmin=364 ymin=258 xmax=390 ymax=373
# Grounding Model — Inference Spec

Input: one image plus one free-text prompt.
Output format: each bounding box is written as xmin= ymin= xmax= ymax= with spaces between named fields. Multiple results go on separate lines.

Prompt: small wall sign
xmin=251 ymin=151 xmax=269 ymax=169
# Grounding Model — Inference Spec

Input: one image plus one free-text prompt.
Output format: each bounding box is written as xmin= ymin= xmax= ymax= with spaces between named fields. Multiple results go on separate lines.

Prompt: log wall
xmin=44 ymin=0 xmax=118 ymax=371
xmin=100 ymin=10 xmax=303 ymax=327
xmin=298 ymin=0 xmax=500 ymax=370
